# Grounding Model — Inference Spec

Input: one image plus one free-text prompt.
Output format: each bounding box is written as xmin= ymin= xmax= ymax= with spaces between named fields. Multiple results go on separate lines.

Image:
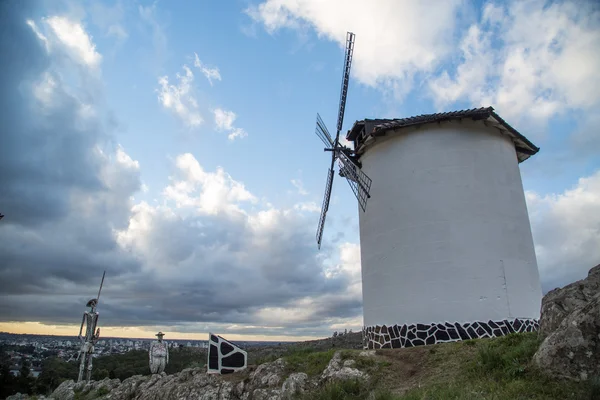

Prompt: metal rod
xmin=96 ymin=271 xmax=106 ymax=302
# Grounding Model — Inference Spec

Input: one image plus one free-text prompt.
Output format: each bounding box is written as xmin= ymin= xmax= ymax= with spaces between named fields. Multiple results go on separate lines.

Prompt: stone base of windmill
xmin=362 ymin=318 xmax=540 ymax=349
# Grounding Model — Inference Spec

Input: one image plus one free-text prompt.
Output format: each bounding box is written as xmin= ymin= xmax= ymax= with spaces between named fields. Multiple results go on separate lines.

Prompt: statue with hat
xmin=149 ymin=331 xmax=169 ymax=374
xmin=76 ymin=271 xmax=105 ymax=382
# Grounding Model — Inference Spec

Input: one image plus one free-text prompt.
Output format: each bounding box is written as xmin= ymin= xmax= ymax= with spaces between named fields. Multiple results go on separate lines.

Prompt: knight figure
xmin=149 ymin=331 xmax=169 ymax=374
xmin=77 ymin=298 xmax=101 ymax=382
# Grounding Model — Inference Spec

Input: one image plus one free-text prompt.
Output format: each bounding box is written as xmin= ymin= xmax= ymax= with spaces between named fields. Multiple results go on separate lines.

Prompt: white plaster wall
xmin=359 ymin=120 xmax=543 ymax=327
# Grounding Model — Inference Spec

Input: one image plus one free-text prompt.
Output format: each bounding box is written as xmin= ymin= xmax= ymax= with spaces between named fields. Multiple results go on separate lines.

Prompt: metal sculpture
xmin=76 ymin=271 xmax=105 ymax=382
xmin=314 ymin=32 xmax=372 ymax=249
xmin=149 ymin=331 xmax=169 ymax=374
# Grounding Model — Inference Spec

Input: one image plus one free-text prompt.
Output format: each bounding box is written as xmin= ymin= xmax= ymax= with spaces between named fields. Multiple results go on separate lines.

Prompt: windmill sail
xmin=316 ymin=168 xmax=334 ymax=249
xmin=338 ymin=152 xmax=372 ymax=212
xmin=336 ymin=32 xmax=355 ymax=136
xmin=314 ymin=31 xmax=368 ymax=249
xmin=316 ymin=113 xmax=334 ymax=147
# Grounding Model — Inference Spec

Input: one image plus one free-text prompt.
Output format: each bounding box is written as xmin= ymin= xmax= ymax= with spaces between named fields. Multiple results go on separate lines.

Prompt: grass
xmin=396 ymin=333 xmax=595 ymax=400
xmin=95 ymin=387 xmax=110 ymax=397
xmin=303 ymin=379 xmax=398 ymax=400
xmin=283 ymin=348 xmax=337 ymax=377
xmin=294 ymin=333 xmax=596 ymax=400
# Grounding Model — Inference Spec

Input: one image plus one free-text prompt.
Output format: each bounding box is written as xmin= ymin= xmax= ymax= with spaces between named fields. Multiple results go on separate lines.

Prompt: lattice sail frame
xmin=338 ymin=151 xmax=372 ymax=212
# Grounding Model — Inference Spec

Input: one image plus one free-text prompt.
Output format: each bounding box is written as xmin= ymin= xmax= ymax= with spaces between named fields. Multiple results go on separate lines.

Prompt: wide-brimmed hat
xmin=86 ymin=299 xmax=98 ymax=307
xmin=156 ymin=331 xmax=165 ymax=337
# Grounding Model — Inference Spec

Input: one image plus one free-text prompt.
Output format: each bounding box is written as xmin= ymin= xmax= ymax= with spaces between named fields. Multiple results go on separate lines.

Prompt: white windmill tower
xmin=314 ymin=36 xmax=543 ymax=349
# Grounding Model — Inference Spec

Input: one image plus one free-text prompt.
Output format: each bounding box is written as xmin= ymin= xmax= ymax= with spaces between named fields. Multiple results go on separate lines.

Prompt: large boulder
xmin=539 ymin=264 xmax=600 ymax=337
xmin=533 ymin=292 xmax=600 ymax=381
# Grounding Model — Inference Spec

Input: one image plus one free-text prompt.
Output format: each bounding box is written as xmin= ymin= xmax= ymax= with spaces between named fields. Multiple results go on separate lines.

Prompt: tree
xmin=17 ymin=359 xmax=33 ymax=395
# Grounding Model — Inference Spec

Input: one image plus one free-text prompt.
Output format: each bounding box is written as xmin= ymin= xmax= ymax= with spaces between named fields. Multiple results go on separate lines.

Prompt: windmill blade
xmin=338 ymin=151 xmax=372 ymax=212
xmin=315 ymin=113 xmax=334 ymax=147
xmin=316 ymin=168 xmax=335 ymax=249
xmin=335 ymin=32 xmax=355 ymax=138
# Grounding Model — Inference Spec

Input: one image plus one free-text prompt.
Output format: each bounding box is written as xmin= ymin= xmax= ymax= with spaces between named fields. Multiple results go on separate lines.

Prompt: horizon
xmin=0 ymin=0 xmax=599 ymax=342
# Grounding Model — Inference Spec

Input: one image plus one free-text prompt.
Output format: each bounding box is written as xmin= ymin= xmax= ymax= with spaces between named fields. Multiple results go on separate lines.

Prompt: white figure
xmin=149 ymin=332 xmax=169 ymax=374
xmin=77 ymin=298 xmax=101 ymax=382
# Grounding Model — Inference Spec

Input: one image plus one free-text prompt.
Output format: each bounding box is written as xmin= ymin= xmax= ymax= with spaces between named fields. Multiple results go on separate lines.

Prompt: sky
xmin=0 ymin=0 xmax=598 ymax=341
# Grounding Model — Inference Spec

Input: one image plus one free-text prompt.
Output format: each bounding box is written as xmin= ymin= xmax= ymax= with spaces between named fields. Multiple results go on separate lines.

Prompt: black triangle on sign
xmin=206 ymin=332 xmax=248 ymax=374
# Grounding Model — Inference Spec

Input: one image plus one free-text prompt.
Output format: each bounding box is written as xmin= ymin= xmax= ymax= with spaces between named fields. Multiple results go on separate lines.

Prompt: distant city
xmin=0 ymin=331 xmax=286 ymax=379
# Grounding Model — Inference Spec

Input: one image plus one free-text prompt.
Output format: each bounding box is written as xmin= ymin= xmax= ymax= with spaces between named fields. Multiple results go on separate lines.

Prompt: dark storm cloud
xmin=0 ymin=0 xmax=142 ymax=307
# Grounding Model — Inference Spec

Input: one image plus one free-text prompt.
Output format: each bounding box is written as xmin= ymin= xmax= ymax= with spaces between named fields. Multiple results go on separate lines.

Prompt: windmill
xmin=315 ymin=32 xmax=372 ymax=250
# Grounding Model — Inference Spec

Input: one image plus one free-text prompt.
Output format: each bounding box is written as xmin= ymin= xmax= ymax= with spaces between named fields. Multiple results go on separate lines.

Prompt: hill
xmin=6 ymin=332 xmax=598 ymax=400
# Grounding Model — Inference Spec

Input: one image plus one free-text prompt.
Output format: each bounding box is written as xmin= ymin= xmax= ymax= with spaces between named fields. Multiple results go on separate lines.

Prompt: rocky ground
xmin=8 ymin=264 xmax=599 ymax=400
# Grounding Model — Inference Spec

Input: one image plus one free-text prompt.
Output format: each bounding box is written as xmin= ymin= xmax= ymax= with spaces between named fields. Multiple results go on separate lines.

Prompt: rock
xmin=251 ymin=388 xmax=281 ymax=400
xmin=321 ymin=351 xmax=368 ymax=383
xmin=539 ymin=264 xmax=600 ymax=337
xmin=51 ymin=380 xmax=77 ymax=400
xmin=534 ymin=292 xmax=600 ymax=381
xmin=280 ymin=372 xmax=309 ymax=399
xmin=249 ymin=358 xmax=286 ymax=387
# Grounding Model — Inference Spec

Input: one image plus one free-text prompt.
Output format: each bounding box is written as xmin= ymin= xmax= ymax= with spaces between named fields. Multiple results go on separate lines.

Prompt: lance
xmin=96 ymin=270 xmax=106 ymax=303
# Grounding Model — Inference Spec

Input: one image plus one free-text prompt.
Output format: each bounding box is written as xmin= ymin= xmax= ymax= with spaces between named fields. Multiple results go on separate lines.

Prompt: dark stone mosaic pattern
xmin=207 ymin=333 xmax=247 ymax=374
xmin=363 ymin=318 xmax=540 ymax=349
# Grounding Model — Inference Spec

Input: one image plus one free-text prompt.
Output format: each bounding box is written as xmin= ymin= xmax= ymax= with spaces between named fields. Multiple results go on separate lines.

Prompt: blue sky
xmin=0 ymin=0 xmax=599 ymax=340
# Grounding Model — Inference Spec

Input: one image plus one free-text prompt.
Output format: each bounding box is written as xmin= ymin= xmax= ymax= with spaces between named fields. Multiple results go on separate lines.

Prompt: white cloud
xmin=113 ymin=153 xmax=363 ymax=334
xmin=214 ymin=108 xmax=236 ymax=130
xmin=45 ymin=16 xmax=102 ymax=68
xmin=26 ymin=20 xmax=50 ymax=51
xmin=526 ymin=169 xmax=600 ymax=293
xmin=89 ymin=1 xmax=128 ymax=42
xmin=248 ymin=0 xmax=600 ymax=125
xmin=291 ymin=179 xmax=308 ymax=195
xmin=194 ymin=53 xmax=222 ymax=85
xmin=227 ymin=128 xmax=248 ymax=141
xmin=429 ymin=0 xmax=600 ymax=122
xmin=163 ymin=153 xmax=256 ymax=215
xmin=294 ymin=201 xmax=320 ymax=213
xmin=157 ymin=65 xmax=203 ymax=128
xmin=213 ymin=108 xmax=248 ymax=141
xmin=247 ymin=0 xmax=462 ymax=91
xmin=138 ymin=3 xmax=167 ymax=63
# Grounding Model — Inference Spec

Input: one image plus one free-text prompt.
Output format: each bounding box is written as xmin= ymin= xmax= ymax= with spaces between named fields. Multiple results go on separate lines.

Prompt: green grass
xmin=303 ymin=379 xmax=398 ymax=400
xmin=95 ymin=386 xmax=110 ymax=397
xmin=283 ymin=348 xmax=337 ymax=377
xmin=397 ymin=333 xmax=594 ymax=400
xmin=295 ymin=333 xmax=595 ymax=400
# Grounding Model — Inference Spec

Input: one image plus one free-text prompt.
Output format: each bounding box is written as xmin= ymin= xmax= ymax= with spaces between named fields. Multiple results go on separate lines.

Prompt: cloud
xmin=0 ymin=2 xmax=359 ymax=337
xmin=213 ymin=108 xmax=248 ymax=140
xmin=246 ymin=0 xmax=463 ymax=94
xmin=429 ymin=0 xmax=600 ymax=123
xmin=138 ymin=2 xmax=168 ymax=65
xmin=157 ymin=65 xmax=203 ymax=127
xmin=291 ymin=179 xmax=308 ymax=195
xmin=89 ymin=0 xmax=128 ymax=42
xmin=194 ymin=53 xmax=222 ymax=85
xmin=45 ymin=16 xmax=102 ymax=68
xmin=110 ymin=152 xmax=362 ymax=331
xmin=248 ymin=0 xmax=600 ymax=126
xmin=0 ymin=0 xmax=142 ymax=322
xmin=162 ymin=153 xmax=257 ymax=215
xmin=526 ymin=169 xmax=600 ymax=293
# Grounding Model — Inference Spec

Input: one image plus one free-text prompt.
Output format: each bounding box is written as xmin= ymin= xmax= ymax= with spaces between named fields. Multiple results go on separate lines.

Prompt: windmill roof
xmin=346 ymin=107 xmax=539 ymax=163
